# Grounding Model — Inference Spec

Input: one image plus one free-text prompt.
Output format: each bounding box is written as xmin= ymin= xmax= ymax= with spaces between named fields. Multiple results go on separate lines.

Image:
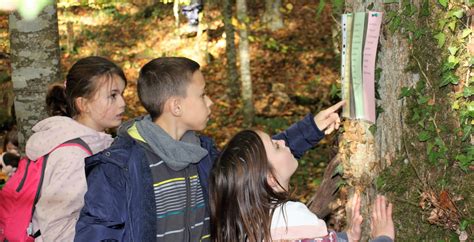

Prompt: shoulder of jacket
xmin=199 ymin=135 xmax=216 ymax=147
xmin=86 ymin=136 xmax=145 ymax=167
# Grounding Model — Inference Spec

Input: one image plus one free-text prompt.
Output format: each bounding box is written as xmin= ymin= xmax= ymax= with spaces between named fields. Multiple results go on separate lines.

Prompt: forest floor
xmin=1 ymin=0 xmax=471 ymax=240
xmin=0 ymin=0 xmax=340 ymax=202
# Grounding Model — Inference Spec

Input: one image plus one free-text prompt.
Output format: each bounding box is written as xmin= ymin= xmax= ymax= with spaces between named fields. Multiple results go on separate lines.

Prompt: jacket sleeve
xmin=272 ymin=113 xmax=325 ymax=159
xmin=335 ymin=232 xmax=393 ymax=242
xmin=198 ymin=136 xmax=220 ymax=199
xmin=33 ymin=147 xmax=90 ymax=242
xmin=74 ymin=154 xmax=127 ymax=241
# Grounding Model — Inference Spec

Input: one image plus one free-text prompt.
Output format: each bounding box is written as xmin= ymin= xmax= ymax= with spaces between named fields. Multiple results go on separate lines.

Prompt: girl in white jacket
xmin=25 ymin=56 xmax=127 ymax=242
xmin=210 ymin=130 xmax=395 ymax=242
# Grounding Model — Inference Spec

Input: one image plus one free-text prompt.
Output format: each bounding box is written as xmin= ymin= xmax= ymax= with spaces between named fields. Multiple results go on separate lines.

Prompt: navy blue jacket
xmin=75 ymin=114 xmax=324 ymax=241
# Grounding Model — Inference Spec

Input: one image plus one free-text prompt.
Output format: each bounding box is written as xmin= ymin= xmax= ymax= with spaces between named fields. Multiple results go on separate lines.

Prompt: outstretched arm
xmin=272 ymin=101 xmax=346 ymax=159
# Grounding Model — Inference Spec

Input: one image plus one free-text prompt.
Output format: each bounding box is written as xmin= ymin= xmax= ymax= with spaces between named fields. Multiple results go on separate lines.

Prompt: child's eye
xmin=273 ymin=142 xmax=280 ymax=149
xmin=110 ymin=93 xmax=117 ymax=100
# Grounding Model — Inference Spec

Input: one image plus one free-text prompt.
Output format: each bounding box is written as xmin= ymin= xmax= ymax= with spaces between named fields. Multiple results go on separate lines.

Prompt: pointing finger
xmin=324 ymin=100 xmax=346 ymax=114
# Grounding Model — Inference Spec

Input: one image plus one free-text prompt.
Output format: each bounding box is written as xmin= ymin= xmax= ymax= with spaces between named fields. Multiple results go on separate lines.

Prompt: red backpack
xmin=0 ymin=138 xmax=92 ymax=242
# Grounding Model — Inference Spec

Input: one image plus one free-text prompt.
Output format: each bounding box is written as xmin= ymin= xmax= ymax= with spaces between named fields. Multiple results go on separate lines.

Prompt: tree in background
xmin=236 ymin=0 xmax=254 ymax=127
xmin=9 ymin=2 xmax=60 ymax=150
xmin=221 ymin=0 xmax=239 ymax=99
xmin=263 ymin=0 xmax=283 ymax=31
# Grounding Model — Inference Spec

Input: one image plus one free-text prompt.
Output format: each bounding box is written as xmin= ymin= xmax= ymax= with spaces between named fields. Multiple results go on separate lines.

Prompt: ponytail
xmin=46 ymin=84 xmax=69 ymax=117
xmin=45 ymin=56 xmax=126 ymax=118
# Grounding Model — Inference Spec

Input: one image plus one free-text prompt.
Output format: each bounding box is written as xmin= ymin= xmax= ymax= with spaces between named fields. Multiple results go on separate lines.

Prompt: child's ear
xmin=168 ymin=97 xmax=182 ymax=116
xmin=266 ymin=173 xmax=279 ymax=190
xmin=75 ymin=97 xmax=89 ymax=114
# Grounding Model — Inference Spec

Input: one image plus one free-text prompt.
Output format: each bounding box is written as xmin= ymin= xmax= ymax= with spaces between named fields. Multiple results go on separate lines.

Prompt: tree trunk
xmin=341 ymin=1 xmax=415 ymax=240
xmin=222 ymin=0 xmax=240 ymax=99
xmin=236 ymin=0 xmax=254 ymax=127
xmin=308 ymin=155 xmax=342 ymax=218
xmin=263 ymin=0 xmax=283 ymax=31
xmin=173 ymin=0 xmax=180 ymax=29
xmin=9 ymin=3 xmax=61 ymax=151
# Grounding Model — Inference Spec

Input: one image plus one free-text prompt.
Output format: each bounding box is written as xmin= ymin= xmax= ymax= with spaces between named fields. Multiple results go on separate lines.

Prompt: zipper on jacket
xmin=184 ymin=168 xmax=191 ymax=241
xmin=124 ymin=165 xmax=135 ymax=242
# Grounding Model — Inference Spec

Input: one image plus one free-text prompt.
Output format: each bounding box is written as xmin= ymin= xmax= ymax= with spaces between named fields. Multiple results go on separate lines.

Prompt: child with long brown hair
xmin=210 ymin=130 xmax=395 ymax=242
xmin=25 ymin=56 xmax=127 ymax=241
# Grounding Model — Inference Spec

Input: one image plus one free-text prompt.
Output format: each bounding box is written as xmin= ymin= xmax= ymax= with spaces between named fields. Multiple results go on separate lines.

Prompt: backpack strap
xmin=33 ymin=137 xmax=93 ymax=207
xmin=30 ymin=138 xmax=93 ymax=238
xmin=56 ymin=138 xmax=93 ymax=156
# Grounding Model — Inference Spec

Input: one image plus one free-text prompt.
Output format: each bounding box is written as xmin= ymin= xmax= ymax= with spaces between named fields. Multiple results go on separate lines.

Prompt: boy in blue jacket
xmin=75 ymin=57 xmax=345 ymax=242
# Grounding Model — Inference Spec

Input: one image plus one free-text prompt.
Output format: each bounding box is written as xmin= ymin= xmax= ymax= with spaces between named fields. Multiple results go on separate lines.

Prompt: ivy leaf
xmin=417 ymin=95 xmax=430 ymax=104
xmin=448 ymin=55 xmax=459 ymax=65
xmin=428 ymin=150 xmax=439 ymax=164
xmin=448 ymin=46 xmax=459 ymax=55
xmin=461 ymin=29 xmax=472 ymax=38
xmin=418 ymin=131 xmax=431 ymax=142
xmin=427 ymin=141 xmax=434 ymax=153
xmin=434 ymin=32 xmax=446 ymax=48
xmin=452 ymin=100 xmax=460 ymax=110
xmin=463 ymin=86 xmax=474 ymax=97
xmin=460 ymin=220 xmax=471 ymax=231
xmin=438 ymin=0 xmax=448 ymax=8
xmin=470 ymin=57 xmax=474 ymax=66
xmin=399 ymin=87 xmax=413 ymax=99
xmin=461 ymin=125 xmax=471 ymax=141
xmin=438 ymin=19 xmax=447 ymax=29
xmin=369 ymin=124 xmax=377 ymax=136
xmin=448 ymin=21 xmax=456 ymax=31
xmin=440 ymin=72 xmax=459 ymax=87
xmin=451 ymin=9 xmax=464 ymax=19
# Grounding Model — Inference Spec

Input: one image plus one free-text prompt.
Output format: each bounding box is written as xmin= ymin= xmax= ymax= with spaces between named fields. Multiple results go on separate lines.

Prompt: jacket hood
xmin=26 ymin=116 xmax=113 ymax=160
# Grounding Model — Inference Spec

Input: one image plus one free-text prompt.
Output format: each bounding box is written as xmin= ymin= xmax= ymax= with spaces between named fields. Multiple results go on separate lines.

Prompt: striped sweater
xmin=148 ymin=154 xmax=210 ymax=241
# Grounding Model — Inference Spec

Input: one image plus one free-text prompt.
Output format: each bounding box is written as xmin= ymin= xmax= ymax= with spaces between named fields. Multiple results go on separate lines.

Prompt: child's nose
xmin=276 ymin=139 xmax=286 ymax=147
xmin=205 ymin=95 xmax=213 ymax=107
xmin=119 ymin=95 xmax=126 ymax=107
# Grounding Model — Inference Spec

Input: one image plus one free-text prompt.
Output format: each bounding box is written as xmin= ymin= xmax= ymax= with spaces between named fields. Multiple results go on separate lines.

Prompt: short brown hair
xmin=137 ymin=57 xmax=200 ymax=120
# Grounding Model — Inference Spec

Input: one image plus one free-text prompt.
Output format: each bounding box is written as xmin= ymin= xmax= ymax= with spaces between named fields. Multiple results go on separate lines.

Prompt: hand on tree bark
xmin=313 ymin=100 xmax=346 ymax=135
xmin=370 ymin=195 xmax=395 ymax=240
xmin=347 ymin=193 xmax=363 ymax=242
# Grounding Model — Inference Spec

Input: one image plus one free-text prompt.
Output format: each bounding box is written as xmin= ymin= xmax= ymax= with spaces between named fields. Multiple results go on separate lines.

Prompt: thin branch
xmin=413 ymin=55 xmax=433 ymax=89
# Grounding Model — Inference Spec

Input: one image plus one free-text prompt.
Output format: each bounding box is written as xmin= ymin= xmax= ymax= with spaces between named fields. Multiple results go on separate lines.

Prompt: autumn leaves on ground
xmin=48 ymin=0 xmax=341 ymax=203
xmin=0 ymin=0 xmax=343 ymax=211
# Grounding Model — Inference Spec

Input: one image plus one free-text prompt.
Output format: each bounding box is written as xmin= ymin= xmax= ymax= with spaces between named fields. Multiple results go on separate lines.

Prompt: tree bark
xmin=341 ymin=1 xmax=415 ymax=240
xmin=173 ymin=0 xmax=180 ymax=28
xmin=308 ymin=155 xmax=342 ymax=218
xmin=222 ymin=0 xmax=240 ymax=99
xmin=9 ymin=3 xmax=61 ymax=151
xmin=263 ymin=0 xmax=283 ymax=31
xmin=236 ymin=0 xmax=254 ymax=127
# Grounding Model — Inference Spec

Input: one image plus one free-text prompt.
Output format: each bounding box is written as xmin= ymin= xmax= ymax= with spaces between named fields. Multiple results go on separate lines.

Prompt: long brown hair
xmin=210 ymin=130 xmax=292 ymax=242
